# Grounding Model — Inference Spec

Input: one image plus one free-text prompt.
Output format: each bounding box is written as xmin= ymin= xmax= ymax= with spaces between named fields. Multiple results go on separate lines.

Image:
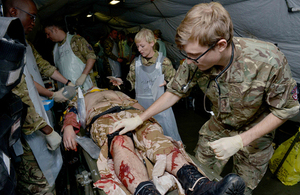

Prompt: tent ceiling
xmin=31 ymin=0 xmax=300 ymax=82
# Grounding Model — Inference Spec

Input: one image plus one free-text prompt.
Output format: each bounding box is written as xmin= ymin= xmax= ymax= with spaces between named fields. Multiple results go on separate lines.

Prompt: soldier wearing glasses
xmin=113 ymin=2 xmax=300 ymax=194
xmin=3 ymin=0 xmax=64 ymax=194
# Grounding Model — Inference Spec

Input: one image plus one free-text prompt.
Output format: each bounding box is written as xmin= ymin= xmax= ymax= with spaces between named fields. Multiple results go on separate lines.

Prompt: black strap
xmin=87 ymin=106 xmax=137 ymax=130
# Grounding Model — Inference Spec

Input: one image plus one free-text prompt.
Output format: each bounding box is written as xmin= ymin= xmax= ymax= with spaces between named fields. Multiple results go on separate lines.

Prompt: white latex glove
xmin=68 ymin=82 xmax=75 ymax=87
xmin=52 ymin=87 xmax=69 ymax=103
xmin=112 ymin=115 xmax=143 ymax=135
xmin=208 ymin=135 xmax=243 ymax=160
xmin=45 ymin=130 xmax=62 ymax=151
xmin=75 ymin=74 xmax=87 ymax=86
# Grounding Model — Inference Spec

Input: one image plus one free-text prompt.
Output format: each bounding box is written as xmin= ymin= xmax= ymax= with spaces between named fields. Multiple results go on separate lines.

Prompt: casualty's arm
xmin=62 ymin=107 xmax=81 ymax=151
xmin=63 ymin=125 xmax=78 ymax=151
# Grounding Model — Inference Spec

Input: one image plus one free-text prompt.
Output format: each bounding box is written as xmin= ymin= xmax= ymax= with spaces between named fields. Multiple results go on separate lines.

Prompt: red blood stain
xmin=119 ymin=160 xmax=135 ymax=188
xmin=100 ymin=173 xmax=113 ymax=179
xmin=111 ymin=136 xmax=138 ymax=158
xmin=94 ymin=179 xmax=118 ymax=191
xmin=171 ymin=147 xmax=181 ymax=171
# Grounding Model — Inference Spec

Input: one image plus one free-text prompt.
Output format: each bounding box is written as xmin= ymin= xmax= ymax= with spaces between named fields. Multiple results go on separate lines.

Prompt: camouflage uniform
xmin=127 ymin=51 xmax=176 ymax=90
xmin=12 ymin=75 xmax=55 ymax=195
xmin=28 ymin=41 xmax=57 ymax=78
xmin=166 ymin=37 xmax=300 ymax=194
xmin=57 ymin=34 xmax=97 ymax=86
xmin=63 ymin=89 xmax=195 ymax=195
xmin=103 ymin=37 xmax=118 ymax=77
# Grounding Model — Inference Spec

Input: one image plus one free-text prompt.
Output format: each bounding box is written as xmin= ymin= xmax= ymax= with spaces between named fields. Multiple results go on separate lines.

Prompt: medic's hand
xmin=63 ymin=125 xmax=78 ymax=151
xmin=159 ymin=80 xmax=167 ymax=87
xmin=45 ymin=129 xmax=62 ymax=151
xmin=208 ymin=135 xmax=243 ymax=160
xmin=68 ymin=82 xmax=76 ymax=87
xmin=76 ymin=74 xmax=87 ymax=86
xmin=111 ymin=115 xmax=143 ymax=135
xmin=52 ymin=88 xmax=69 ymax=103
xmin=109 ymin=77 xmax=123 ymax=86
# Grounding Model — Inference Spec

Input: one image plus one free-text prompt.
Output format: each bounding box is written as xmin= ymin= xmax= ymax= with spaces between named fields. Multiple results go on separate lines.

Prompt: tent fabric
xmin=33 ymin=0 xmax=300 ymax=82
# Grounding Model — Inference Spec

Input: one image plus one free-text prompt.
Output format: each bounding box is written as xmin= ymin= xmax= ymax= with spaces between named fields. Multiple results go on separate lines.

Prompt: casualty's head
xmin=134 ymin=28 xmax=156 ymax=58
xmin=175 ymin=2 xmax=233 ymax=49
xmin=2 ymin=0 xmax=37 ymax=35
xmin=44 ymin=18 xmax=67 ymax=42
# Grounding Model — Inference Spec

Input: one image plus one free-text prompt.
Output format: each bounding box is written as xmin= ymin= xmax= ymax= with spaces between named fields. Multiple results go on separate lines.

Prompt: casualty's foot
xmin=134 ymin=181 xmax=161 ymax=195
xmin=177 ymin=164 xmax=245 ymax=195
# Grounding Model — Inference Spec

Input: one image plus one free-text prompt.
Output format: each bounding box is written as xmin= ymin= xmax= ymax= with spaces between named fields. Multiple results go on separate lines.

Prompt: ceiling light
xmin=109 ymin=0 xmax=120 ymax=5
xmin=87 ymin=14 xmax=92 ymax=17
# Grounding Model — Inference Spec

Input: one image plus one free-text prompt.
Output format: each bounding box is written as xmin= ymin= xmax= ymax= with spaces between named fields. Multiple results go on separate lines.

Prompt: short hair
xmin=43 ymin=17 xmax=66 ymax=32
xmin=2 ymin=0 xmax=36 ymax=16
xmin=175 ymin=2 xmax=233 ymax=49
xmin=135 ymin=28 xmax=156 ymax=44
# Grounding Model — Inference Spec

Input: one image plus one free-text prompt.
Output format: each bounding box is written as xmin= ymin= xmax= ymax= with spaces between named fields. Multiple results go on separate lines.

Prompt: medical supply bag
xmin=269 ymin=128 xmax=300 ymax=186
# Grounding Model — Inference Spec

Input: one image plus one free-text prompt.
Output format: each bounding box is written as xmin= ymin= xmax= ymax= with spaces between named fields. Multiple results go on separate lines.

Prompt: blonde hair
xmin=135 ymin=28 xmax=156 ymax=44
xmin=175 ymin=2 xmax=233 ymax=49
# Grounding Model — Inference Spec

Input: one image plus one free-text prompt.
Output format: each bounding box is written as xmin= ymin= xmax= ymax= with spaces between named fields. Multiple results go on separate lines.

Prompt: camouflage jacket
xmin=103 ymin=37 xmax=119 ymax=61
xmin=167 ymin=37 xmax=300 ymax=130
xmin=28 ymin=41 xmax=56 ymax=78
xmin=12 ymin=75 xmax=48 ymax=135
xmin=57 ymin=34 xmax=96 ymax=64
xmin=127 ymin=51 xmax=176 ymax=90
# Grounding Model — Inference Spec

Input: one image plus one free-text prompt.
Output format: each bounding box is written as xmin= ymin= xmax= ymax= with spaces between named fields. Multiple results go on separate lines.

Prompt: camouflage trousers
xmin=194 ymin=119 xmax=275 ymax=195
xmin=16 ymin=139 xmax=56 ymax=195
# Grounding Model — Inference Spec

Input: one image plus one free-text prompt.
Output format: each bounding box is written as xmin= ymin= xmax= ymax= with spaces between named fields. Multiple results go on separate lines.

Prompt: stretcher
xmin=66 ymin=134 xmax=223 ymax=195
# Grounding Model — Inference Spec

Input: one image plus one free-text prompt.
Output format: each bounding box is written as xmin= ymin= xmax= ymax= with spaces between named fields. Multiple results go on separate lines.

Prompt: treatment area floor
xmin=172 ymin=98 xmax=300 ymax=195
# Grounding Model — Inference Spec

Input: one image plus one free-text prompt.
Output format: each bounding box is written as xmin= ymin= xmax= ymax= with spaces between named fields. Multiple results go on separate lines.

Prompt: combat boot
xmin=177 ymin=164 xmax=245 ymax=195
xmin=134 ymin=181 xmax=161 ymax=195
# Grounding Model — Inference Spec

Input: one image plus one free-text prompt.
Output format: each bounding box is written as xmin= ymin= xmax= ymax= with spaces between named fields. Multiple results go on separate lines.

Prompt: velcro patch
xmin=291 ymin=85 xmax=298 ymax=100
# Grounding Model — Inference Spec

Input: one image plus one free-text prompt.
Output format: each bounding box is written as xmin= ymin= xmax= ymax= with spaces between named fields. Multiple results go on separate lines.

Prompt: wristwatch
xmin=65 ymin=79 xmax=71 ymax=85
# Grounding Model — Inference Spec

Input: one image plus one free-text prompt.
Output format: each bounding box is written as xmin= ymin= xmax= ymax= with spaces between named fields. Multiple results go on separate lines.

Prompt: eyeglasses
xmin=15 ymin=7 xmax=36 ymax=22
xmin=180 ymin=42 xmax=217 ymax=64
xmin=180 ymin=41 xmax=218 ymax=93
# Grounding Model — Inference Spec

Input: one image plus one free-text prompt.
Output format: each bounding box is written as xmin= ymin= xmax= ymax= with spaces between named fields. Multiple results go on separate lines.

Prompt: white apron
xmin=108 ymin=38 xmax=121 ymax=77
xmin=23 ymin=66 xmax=62 ymax=186
xmin=25 ymin=43 xmax=45 ymax=87
xmin=135 ymin=52 xmax=181 ymax=141
xmin=53 ymin=33 xmax=93 ymax=91
xmin=25 ymin=43 xmax=55 ymax=127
